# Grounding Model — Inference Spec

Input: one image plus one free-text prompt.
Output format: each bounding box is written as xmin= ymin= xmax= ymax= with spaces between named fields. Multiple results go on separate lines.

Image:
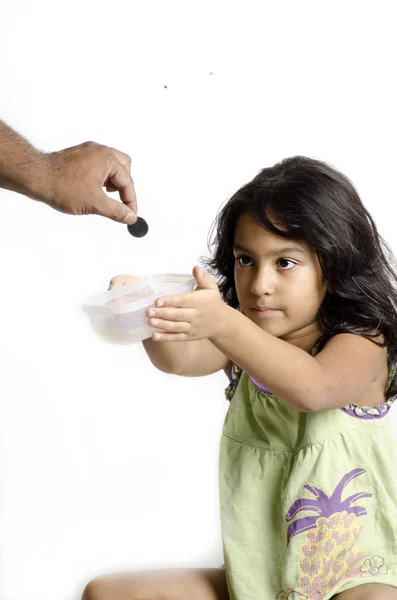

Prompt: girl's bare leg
xmin=82 ymin=567 xmax=229 ymax=600
xmin=334 ymin=583 xmax=397 ymax=599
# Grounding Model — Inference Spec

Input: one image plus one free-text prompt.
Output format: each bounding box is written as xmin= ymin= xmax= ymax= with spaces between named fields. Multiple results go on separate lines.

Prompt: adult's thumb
xmin=97 ymin=192 xmax=137 ymax=224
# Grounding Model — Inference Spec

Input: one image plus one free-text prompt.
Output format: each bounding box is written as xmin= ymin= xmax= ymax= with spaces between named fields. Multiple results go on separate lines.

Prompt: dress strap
xmin=225 ymin=365 xmax=242 ymax=401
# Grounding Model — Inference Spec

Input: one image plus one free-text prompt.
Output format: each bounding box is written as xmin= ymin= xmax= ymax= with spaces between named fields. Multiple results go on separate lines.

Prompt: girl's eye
xmin=278 ymin=258 xmax=296 ymax=270
xmin=236 ymin=255 xmax=254 ymax=267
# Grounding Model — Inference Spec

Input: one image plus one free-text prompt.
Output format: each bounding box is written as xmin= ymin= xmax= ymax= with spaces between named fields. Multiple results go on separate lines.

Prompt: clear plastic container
xmin=82 ymin=273 xmax=195 ymax=344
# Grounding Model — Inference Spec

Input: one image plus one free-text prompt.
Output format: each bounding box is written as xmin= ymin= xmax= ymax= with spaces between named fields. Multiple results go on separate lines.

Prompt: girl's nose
xmin=250 ymin=268 xmax=276 ymax=296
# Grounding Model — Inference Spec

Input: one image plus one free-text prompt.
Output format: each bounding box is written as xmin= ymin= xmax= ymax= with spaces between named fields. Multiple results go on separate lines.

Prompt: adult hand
xmin=0 ymin=121 xmax=137 ymax=224
xmin=45 ymin=142 xmax=137 ymax=224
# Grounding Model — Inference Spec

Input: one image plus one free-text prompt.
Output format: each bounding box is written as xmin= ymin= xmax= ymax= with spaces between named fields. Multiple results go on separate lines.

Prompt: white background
xmin=1 ymin=1 xmax=397 ymax=599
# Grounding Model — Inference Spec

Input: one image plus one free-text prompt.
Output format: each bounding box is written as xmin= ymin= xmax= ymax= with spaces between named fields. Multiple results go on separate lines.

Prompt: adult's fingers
xmin=106 ymin=155 xmax=138 ymax=216
xmin=96 ymin=190 xmax=137 ymax=224
xmin=109 ymin=147 xmax=132 ymax=173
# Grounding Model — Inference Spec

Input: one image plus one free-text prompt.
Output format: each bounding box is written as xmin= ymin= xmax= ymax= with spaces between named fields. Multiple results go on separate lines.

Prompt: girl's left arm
xmin=151 ymin=267 xmax=385 ymax=412
xmin=210 ymin=306 xmax=385 ymax=412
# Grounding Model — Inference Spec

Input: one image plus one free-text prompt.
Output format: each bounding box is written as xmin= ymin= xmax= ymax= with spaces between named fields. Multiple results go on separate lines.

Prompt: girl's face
xmin=233 ymin=213 xmax=327 ymax=351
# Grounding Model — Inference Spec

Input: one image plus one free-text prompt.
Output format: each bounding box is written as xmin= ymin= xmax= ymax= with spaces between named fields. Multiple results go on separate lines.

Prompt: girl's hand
xmin=146 ymin=266 xmax=228 ymax=342
xmin=108 ymin=274 xmax=138 ymax=290
xmin=108 ymin=274 xmax=152 ymax=306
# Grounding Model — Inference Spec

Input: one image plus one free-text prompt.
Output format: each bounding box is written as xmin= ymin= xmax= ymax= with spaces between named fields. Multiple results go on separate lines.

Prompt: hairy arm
xmin=0 ymin=120 xmax=137 ymax=223
xmin=0 ymin=120 xmax=50 ymax=201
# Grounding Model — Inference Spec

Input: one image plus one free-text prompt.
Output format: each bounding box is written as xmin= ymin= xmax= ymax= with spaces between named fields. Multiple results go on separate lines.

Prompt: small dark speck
xmin=210 ymin=72 xmax=213 ymax=75
xmin=164 ymin=85 xmax=168 ymax=89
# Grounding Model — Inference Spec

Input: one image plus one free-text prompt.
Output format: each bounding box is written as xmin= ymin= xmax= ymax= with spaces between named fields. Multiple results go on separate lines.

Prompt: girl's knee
xmin=81 ymin=576 xmax=130 ymax=600
xmin=335 ymin=583 xmax=397 ymax=599
xmin=81 ymin=578 xmax=100 ymax=600
xmin=81 ymin=577 xmax=112 ymax=600
xmin=80 ymin=569 xmax=229 ymax=600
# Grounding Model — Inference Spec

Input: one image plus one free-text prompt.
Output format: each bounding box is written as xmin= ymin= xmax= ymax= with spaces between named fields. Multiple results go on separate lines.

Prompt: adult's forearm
xmin=0 ymin=120 xmax=50 ymax=201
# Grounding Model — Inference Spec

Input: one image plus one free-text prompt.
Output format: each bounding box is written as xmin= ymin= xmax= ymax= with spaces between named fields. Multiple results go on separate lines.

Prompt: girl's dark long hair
xmin=203 ymin=156 xmax=397 ymax=399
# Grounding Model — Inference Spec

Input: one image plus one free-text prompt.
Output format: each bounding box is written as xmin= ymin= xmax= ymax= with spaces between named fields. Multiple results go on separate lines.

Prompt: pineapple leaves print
xmin=286 ymin=468 xmax=372 ymax=543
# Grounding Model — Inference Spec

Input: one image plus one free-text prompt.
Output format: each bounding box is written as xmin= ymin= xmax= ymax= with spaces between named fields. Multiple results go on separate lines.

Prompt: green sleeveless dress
xmin=219 ymin=349 xmax=397 ymax=599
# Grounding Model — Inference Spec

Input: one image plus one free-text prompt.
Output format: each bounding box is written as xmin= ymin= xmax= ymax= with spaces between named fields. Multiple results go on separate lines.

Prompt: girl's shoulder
xmin=312 ymin=331 xmax=395 ymax=413
xmin=224 ymin=332 xmax=395 ymax=410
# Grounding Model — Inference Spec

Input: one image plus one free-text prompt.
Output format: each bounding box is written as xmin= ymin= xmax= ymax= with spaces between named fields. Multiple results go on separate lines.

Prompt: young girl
xmin=82 ymin=156 xmax=397 ymax=600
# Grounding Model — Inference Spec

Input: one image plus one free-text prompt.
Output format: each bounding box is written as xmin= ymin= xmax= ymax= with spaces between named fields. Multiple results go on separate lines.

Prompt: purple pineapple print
xmin=286 ymin=468 xmax=372 ymax=543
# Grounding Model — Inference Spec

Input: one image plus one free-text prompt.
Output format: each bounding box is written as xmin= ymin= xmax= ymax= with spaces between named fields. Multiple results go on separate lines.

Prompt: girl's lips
xmin=252 ymin=307 xmax=281 ymax=317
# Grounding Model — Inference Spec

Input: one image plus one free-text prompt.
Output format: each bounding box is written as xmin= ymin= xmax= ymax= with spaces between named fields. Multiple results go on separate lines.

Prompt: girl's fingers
xmin=148 ymin=318 xmax=190 ymax=333
xmin=155 ymin=294 xmax=189 ymax=308
xmin=152 ymin=332 xmax=188 ymax=342
xmin=146 ymin=307 xmax=193 ymax=321
xmin=108 ymin=274 xmax=138 ymax=290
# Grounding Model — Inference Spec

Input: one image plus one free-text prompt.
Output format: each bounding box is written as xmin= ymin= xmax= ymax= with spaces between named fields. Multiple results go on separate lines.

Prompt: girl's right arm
xmin=143 ymin=336 xmax=229 ymax=376
xmin=109 ymin=274 xmax=229 ymax=377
